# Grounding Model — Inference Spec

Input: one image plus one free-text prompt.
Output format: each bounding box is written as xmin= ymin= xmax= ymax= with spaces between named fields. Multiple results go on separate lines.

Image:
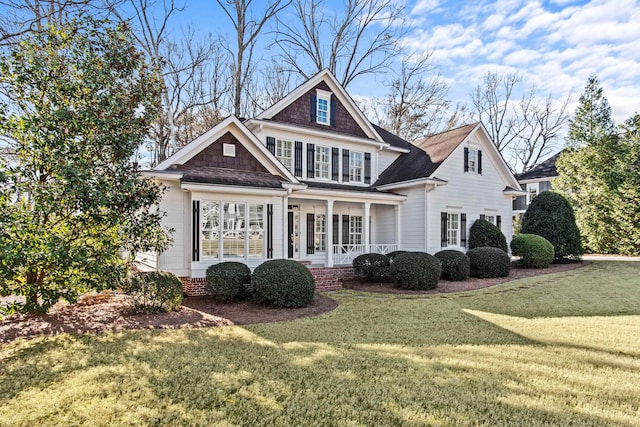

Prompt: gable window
xmin=447 ymin=213 xmax=459 ymax=246
xmin=316 ymin=90 xmax=331 ymax=125
xmin=315 ymin=214 xmax=326 ymax=252
xmin=349 ymin=215 xmax=363 ymax=244
xmin=468 ymin=149 xmax=477 ymax=173
xmin=349 ymin=151 xmax=364 ymax=183
xmin=315 ymin=145 xmax=330 ymax=179
xmin=275 ymin=139 xmax=293 ymax=172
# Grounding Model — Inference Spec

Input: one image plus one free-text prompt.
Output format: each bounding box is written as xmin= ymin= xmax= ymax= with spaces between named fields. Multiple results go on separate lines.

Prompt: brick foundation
xmin=179 ymin=266 xmax=356 ymax=296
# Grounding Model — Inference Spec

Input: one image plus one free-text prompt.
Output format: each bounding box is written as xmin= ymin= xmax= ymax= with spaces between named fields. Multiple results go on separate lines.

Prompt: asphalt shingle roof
xmin=516 ymin=151 xmax=562 ymax=180
xmin=175 ymin=165 xmax=286 ymax=188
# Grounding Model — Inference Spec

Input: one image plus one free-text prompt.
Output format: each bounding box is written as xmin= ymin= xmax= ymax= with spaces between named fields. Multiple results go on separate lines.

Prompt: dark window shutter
xmin=364 ymin=152 xmax=371 ymax=184
xmin=342 ymin=215 xmax=350 ymax=245
xmin=496 ymin=215 xmax=502 ymax=230
xmin=330 ymin=99 xmax=337 ymax=126
xmin=332 ymin=214 xmax=339 ymax=246
xmin=441 ymin=212 xmax=448 ymax=248
xmin=192 ymin=201 xmax=200 ymax=261
xmin=294 ymin=141 xmax=303 ymax=177
xmin=307 ymin=143 xmax=315 ymax=179
xmin=266 ymin=204 xmax=273 ymax=258
xmin=480 ymin=214 xmax=486 ymax=221
xmin=307 ymin=213 xmax=315 ymax=254
xmin=478 ymin=150 xmax=483 ymax=174
xmin=342 ymin=149 xmax=350 ymax=182
xmin=310 ymin=95 xmax=317 ymax=122
xmin=266 ymin=136 xmax=275 ymax=155
xmin=460 ymin=213 xmax=467 ymax=249
xmin=332 ymin=147 xmax=339 ymax=181
xmin=464 ymin=147 xmax=469 ymax=172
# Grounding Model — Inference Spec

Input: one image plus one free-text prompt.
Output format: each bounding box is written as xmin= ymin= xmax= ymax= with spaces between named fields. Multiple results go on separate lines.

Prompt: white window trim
xmin=316 ymin=89 xmax=331 ymax=126
xmin=275 ymin=139 xmax=293 ymax=173
xmin=468 ymin=148 xmax=478 ymax=174
xmin=349 ymin=151 xmax=364 ymax=183
xmin=315 ymin=145 xmax=330 ymax=180
xmin=315 ymin=213 xmax=327 ymax=253
xmin=447 ymin=212 xmax=460 ymax=247
xmin=349 ymin=215 xmax=363 ymax=245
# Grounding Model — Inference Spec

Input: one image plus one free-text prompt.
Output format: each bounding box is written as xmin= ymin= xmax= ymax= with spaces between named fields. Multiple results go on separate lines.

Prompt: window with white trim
xmin=223 ymin=203 xmax=246 ymax=258
xmin=202 ymin=201 xmax=220 ymax=257
xmin=201 ymin=201 xmax=265 ymax=259
xmin=349 ymin=215 xmax=362 ymax=244
xmin=468 ymin=149 xmax=478 ymax=173
xmin=275 ymin=139 xmax=293 ymax=172
xmin=447 ymin=213 xmax=459 ymax=246
xmin=349 ymin=151 xmax=363 ymax=183
xmin=315 ymin=214 xmax=326 ymax=252
xmin=315 ymin=146 xmax=330 ymax=179
xmin=484 ymin=215 xmax=495 ymax=225
xmin=248 ymin=204 xmax=264 ymax=257
xmin=316 ymin=91 xmax=331 ymax=125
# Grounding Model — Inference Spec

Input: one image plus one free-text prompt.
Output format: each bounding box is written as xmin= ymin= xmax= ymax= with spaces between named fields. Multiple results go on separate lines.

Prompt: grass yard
xmin=1 ymin=261 xmax=639 ymax=426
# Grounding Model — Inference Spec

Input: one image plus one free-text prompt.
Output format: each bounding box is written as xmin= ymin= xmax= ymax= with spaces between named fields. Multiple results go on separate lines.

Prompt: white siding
xmin=398 ymin=186 xmax=427 ymax=252
xmin=157 ymin=180 xmax=190 ymax=276
xmin=425 ymin=136 xmax=514 ymax=254
xmin=377 ymin=150 xmax=401 ymax=180
xmin=372 ymin=204 xmax=395 ymax=244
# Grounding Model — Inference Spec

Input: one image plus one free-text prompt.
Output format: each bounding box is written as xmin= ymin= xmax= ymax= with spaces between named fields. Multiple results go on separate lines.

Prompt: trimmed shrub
xmin=122 ymin=271 xmax=183 ymax=313
xmin=511 ymin=234 xmax=555 ymax=268
xmin=389 ymin=252 xmax=441 ymax=290
xmin=353 ymin=253 xmax=391 ymax=282
xmin=467 ymin=247 xmax=511 ymax=278
xmin=206 ymin=262 xmax=251 ymax=302
xmin=386 ymin=250 xmax=407 ymax=263
xmin=521 ymin=191 xmax=582 ymax=261
xmin=469 ymin=219 xmax=508 ymax=252
xmin=434 ymin=250 xmax=470 ymax=281
xmin=252 ymin=259 xmax=315 ymax=308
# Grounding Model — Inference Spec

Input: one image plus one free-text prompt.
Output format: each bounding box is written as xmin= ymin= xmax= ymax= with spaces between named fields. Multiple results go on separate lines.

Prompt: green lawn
xmin=1 ymin=261 xmax=639 ymax=426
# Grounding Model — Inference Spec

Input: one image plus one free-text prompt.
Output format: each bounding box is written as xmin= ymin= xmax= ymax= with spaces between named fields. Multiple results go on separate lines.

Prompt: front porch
xmin=332 ymin=243 xmax=398 ymax=265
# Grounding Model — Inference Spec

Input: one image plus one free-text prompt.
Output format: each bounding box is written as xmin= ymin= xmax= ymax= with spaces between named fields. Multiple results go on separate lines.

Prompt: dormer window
xmin=316 ymin=89 xmax=331 ymax=125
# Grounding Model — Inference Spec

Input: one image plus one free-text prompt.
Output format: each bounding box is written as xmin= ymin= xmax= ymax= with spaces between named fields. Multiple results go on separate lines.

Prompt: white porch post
xmin=395 ymin=204 xmax=401 ymax=250
xmin=282 ymin=195 xmax=288 ymax=259
xmin=327 ymin=199 xmax=334 ymax=267
xmin=364 ymin=202 xmax=371 ymax=252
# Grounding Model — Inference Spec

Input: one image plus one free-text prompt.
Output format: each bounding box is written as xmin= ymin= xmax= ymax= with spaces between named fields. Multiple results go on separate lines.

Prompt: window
xmin=447 ymin=213 xmax=459 ymax=246
xmin=315 ymin=214 xmax=326 ymax=252
xmin=485 ymin=215 xmax=495 ymax=225
xmin=201 ymin=201 xmax=265 ymax=259
xmin=316 ymin=91 xmax=331 ymax=125
xmin=349 ymin=151 xmax=363 ymax=183
xmin=315 ymin=146 xmax=330 ymax=179
xmin=202 ymin=201 xmax=220 ymax=257
xmin=468 ymin=149 xmax=477 ymax=173
xmin=276 ymin=139 xmax=293 ymax=172
xmin=349 ymin=215 xmax=362 ymax=244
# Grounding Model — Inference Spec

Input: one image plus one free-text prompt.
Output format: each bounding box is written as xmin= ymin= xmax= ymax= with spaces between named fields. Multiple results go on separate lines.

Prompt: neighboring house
xmin=143 ymin=69 xmax=522 ymax=294
xmin=513 ymin=151 xmax=561 ymax=215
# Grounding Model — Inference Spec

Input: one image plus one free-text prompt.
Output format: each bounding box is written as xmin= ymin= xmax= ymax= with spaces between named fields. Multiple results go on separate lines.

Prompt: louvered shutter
xmin=310 ymin=95 xmax=317 ymax=122
xmin=307 ymin=143 xmax=315 ymax=179
xmin=441 ymin=212 xmax=448 ymax=247
xmin=266 ymin=136 xmax=275 ymax=155
xmin=307 ymin=213 xmax=315 ymax=254
xmin=332 ymin=214 xmax=339 ymax=246
xmin=460 ymin=213 xmax=467 ymax=248
xmin=342 ymin=149 xmax=350 ymax=182
xmin=332 ymin=148 xmax=339 ymax=181
xmin=496 ymin=215 xmax=502 ymax=230
xmin=480 ymin=214 xmax=486 ymax=221
xmin=478 ymin=150 xmax=483 ymax=174
xmin=192 ymin=201 xmax=200 ymax=261
xmin=342 ymin=215 xmax=350 ymax=245
xmin=364 ymin=153 xmax=371 ymax=184
xmin=294 ymin=141 xmax=303 ymax=177
xmin=330 ymin=99 xmax=336 ymax=126
xmin=464 ymin=147 xmax=469 ymax=172
xmin=266 ymin=204 xmax=273 ymax=258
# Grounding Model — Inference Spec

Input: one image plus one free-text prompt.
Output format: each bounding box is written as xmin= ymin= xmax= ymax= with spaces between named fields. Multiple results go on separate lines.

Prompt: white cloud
xmin=411 ymin=0 xmax=440 ymax=14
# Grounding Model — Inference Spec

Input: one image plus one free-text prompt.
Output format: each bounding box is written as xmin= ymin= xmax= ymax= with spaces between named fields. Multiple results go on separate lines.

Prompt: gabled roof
xmin=257 ymin=69 xmax=384 ymax=143
xmin=371 ymin=123 xmax=413 ymax=151
xmin=374 ymin=123 xmax=479 ymax=186
xmin=516 ymin=151 xmax=562 ymax=181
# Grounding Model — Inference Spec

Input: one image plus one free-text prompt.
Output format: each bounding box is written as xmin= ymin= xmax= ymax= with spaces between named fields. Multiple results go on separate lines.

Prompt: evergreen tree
xmin=0 ymin=16 xmax=170 ymax=314
xmin=555 ymin=75 xmax=621 ymax=253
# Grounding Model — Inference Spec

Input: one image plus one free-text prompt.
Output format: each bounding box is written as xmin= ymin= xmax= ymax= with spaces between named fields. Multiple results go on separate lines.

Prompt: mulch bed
xmin=1 ymin=261 xmax=586 ymax=344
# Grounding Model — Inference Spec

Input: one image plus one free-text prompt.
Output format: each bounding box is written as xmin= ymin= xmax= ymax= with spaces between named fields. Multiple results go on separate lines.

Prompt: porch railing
xmin=332 ymin=244 xmax=398 ymax=265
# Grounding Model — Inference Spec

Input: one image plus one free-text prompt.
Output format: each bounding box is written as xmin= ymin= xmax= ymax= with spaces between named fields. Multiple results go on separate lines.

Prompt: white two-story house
xmin=144 ymin=69 xmax=522 ymax=294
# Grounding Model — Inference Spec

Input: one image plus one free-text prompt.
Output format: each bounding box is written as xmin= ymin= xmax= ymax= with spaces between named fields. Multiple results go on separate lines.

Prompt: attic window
xmin=223 ymin=143 xmax=236 ymax=157
xmin=316 ymin=89 xmax=331 ymax=125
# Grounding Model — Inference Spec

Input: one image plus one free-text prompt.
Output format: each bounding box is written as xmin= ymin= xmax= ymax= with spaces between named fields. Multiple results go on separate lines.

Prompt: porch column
xmin=282 ymin=195 xmax=288 ymax=259
xmin=395 ymin=204 xmax=401 ymax=250
xmin=363 ymin=202 xmax=371 ymax=251
xmin=326 ymin=199 xmax=334 ymax=267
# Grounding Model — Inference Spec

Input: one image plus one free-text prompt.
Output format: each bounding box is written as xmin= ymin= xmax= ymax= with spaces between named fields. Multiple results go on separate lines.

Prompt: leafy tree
xmin=555 ymin=75 xmax=622 ymax=253
xmin=520 ymin=192 xmax=582 ymax=261
xmin=0 ymin=16 xmax=170 ymax=314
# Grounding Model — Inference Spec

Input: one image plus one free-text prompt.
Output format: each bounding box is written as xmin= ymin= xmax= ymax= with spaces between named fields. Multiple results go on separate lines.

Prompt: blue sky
xmin=173 ymin=0 xmax=639 ymax=126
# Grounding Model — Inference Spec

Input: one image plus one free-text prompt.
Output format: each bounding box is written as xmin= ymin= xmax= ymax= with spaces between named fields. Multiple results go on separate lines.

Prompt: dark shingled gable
xmin=374 ymin=123 xmax=478 ymax=187
xmin=516 ymin=151 xmax=562 ymax=180
xmin=175 ymin=165 xmax=286 ymax=188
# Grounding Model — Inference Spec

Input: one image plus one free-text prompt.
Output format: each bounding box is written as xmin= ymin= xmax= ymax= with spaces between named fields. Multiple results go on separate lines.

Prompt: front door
xmin=288 ymin=205 xmax=300 ymax=259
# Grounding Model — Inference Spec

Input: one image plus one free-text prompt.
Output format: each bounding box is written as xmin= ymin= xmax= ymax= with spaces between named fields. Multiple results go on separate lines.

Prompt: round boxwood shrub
xmin=122 ymin=271 xmax=183 ymax=313
xmin=469 ymin=219 xmax=508 ymax=252
xmin=434 ymin=250 xmax=470 ymax=281
xmin=389 ymin=252 xmax=441 ymax=290
xmin=353 ymin=253 xmax=390 ymax=282
xmin=521 ymin=191 xmax=582 ymax=261
xmin=252 ymin=259 xmax=315 ymax=308
xmin=206 ymin=262 xmax=251 ymax=302
xmin=511 ymin=234 xmax=555 ymax=268
xmin=467 ymin=247 xmax=511 ymax=278
xmin=386 ymin=250 xmax=407 ymax=263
